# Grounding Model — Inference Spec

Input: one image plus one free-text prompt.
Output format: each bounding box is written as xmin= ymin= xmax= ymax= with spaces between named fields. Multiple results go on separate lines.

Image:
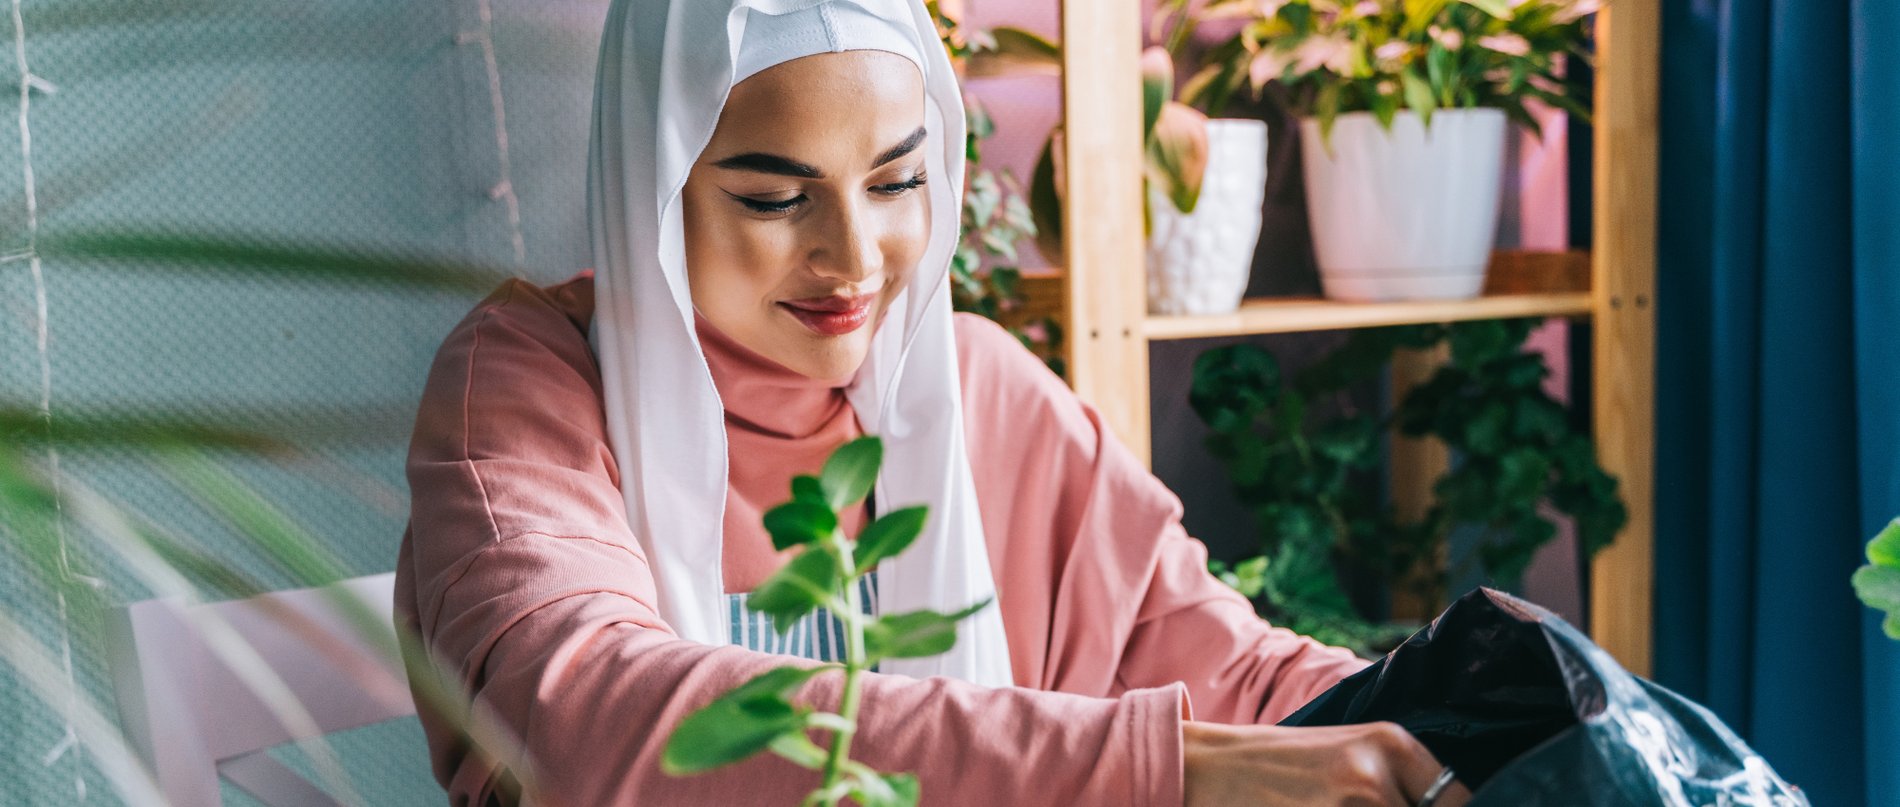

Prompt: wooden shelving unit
xmin=1051 ymin=1 xmax=1659 ymax=674
xmin=1145 ymin=293 xmax=1592 ymax=340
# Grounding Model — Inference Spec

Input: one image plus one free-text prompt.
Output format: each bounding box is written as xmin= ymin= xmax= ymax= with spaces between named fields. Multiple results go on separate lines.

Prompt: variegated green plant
xmin=1854 ymin=518 xmax=1900 ymax=640
xmin=929 ymin=1 xmax=1066 ymax=376
xmin=660 ymin=437 xmax=990 ymax=807
xmin=1159 ymin=0 xmax=1598 ymax=142
xmin=1027 ymin=45 xmax=1214 ymax=262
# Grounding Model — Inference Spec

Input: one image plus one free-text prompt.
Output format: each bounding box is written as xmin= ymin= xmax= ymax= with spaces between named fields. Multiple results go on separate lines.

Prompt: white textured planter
xmin=1145 ymin=119 xmax=1268 ymax=316
xmin=1299 ymin=108 xmax=1507 ymax=302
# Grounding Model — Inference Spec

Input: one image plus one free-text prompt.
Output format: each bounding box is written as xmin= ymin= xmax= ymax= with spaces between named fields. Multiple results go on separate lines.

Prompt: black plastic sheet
xmin=1280 ymin=588 xmax=1810 ymax=805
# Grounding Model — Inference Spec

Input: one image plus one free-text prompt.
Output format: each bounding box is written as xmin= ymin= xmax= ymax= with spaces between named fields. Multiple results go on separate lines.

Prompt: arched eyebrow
xmin=869 ymin=126 xmax=928 ymax=170
xmin=709 ymin=126 xmax=928 ymax=179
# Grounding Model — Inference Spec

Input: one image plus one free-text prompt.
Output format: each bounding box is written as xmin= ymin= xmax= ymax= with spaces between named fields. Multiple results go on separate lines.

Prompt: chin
xmin=784 ymin=334 xmax=870 ymax=383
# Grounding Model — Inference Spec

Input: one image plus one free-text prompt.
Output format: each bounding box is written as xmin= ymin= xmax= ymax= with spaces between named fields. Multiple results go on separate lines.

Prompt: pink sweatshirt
xmin=394 ymin=272 xmax=1367 ymax=806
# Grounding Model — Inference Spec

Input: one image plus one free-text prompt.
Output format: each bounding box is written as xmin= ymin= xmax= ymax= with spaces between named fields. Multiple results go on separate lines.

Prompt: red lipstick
xmin=778 ymin=293 xmax=876 ymax=336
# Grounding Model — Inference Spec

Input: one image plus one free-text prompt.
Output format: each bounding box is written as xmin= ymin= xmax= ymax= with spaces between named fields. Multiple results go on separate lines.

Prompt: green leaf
xmin=662 ymin=666 xmax=828 ymax=775
xmin=1403 ymin=0 xmax=1452 ymax=34
xmin=820 ymin=436 xmax=882 ymax=510
xmin=1029 ymin=130 xmax=1065 ymax=261
xmin=1400 ymin=67 xmax=1436 ymax=128
xmin=1312 ymin=418 xmax=1377 ymax=464
xmin=1461 ymin=0 xmax=1515 ymax=19
xmin=791 ymin=475 xmax=827 ymax=507
xmin=766 ymin=732 xmax=829 ymax=770
xmin=864 ymin=600 xmax=992 ymax=663
xmin=1141 ymin=47 xmax=1173 ymax=138
xmin=747 ymin=546 xmax=845 ymax=632
xmin=1314 ymin=82 xmax=1343 ymax=151
xmin=762 ymin=500 xmax=838 ymax=552
xmin=1147 ymin=101 xmax=1211 ymax=214
xmin=855 ymin=505 xmax=929 ymax=574
xmin=1370 ymin=83 xmax=1399 ymax=129
xmin=866 ymin=772 xmax=921 ymax=807
xmin=1189 ymin=345 xmax=1280 ymax=434
xmin=1853 ymin=565 xmax=1900 ymax=612
xmin=43 ymin=232 xmax=513 ymax=295
xmin=965 ymin=25 xmax=1062 ymax=79
xmin=1426 ymin=43 xmax=1455 ymax=99
xmin=1867 ymin=517 xmax=1900 ymax=567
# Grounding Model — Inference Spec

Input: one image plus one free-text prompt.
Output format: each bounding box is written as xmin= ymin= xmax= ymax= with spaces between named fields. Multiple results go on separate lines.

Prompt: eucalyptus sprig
xmin=661 ymin=437 xmax=991 ymax=807
xmin=1854 ymin=518 xmax=1900 ymax=641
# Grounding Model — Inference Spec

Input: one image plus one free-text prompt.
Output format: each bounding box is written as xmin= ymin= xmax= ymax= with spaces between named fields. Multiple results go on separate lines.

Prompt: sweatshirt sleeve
xmin=948 ymin=315 xmax=1368 ymax=730
xmin=395 ymin=278 xmax=1187 ymax=807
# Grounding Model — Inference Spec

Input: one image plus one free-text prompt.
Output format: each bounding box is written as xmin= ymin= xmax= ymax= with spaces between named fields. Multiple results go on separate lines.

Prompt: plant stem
xmin=819 ymin=533 xmax=868 ymax=804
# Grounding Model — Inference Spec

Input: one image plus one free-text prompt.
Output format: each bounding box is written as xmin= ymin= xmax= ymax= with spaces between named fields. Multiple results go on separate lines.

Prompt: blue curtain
xmin=1654 ymin=1 xmax=1900 ymax=805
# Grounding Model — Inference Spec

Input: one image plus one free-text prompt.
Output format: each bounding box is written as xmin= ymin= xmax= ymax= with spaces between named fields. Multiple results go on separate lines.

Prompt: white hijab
xmin=585 ymin=0 xmax=1014 ymax=686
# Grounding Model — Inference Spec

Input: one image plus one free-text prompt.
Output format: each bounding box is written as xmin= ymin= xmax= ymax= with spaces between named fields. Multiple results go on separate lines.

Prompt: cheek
xmin=684 ymin=196 xmax=797 ymax=308
xmin=880 ymin=197 xmax=933 ymax=285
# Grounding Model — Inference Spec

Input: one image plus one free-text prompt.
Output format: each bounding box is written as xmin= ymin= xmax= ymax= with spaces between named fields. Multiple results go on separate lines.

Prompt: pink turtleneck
xmin=396 ymin=271 xmax=1369 ymax=806
xmin=692 ymin=310 xmax=869 ymax=593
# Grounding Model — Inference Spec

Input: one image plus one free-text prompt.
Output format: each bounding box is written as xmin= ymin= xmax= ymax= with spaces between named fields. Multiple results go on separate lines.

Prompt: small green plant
xmin=1190 ymin=320 xmax=1625 ymax=654
xmin=661 ymin=437 xmax=989 ymax=807
xmin=1027 ymin=46 xmax=1213 ymax=262
xmin=1158 ymin=0 xmax=1598 ymax=141
xmin=1854 ymin=518 xmax=1900 ymax=640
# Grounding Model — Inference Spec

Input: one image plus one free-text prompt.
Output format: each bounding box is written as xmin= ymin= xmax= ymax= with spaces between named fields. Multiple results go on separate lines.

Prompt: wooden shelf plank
xmin=1142 ymin=292 xmax=1593 ymax=341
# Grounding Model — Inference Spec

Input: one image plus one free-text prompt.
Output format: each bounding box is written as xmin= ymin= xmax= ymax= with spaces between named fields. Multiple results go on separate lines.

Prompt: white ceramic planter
xmin=1145 ymin=118 xmax=1269 ymax=316
xmin=1299 ymin=108 xmax=1507 ymax=302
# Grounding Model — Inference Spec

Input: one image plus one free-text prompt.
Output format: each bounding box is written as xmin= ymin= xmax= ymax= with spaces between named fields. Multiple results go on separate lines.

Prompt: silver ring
xmin=1417 ymin=767 xmax=1457 ymax=807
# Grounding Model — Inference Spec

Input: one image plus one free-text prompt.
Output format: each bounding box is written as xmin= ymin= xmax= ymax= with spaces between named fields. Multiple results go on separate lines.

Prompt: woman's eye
xmin=729 ymin=192 xmax=806 ymax=215
xmin=873 ymin=174 xmax=928 ymax=196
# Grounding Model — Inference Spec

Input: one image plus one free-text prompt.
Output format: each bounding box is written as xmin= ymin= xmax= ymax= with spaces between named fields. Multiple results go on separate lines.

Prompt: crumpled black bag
xmin=1279 ymin=588 xmax=1809 ymax=805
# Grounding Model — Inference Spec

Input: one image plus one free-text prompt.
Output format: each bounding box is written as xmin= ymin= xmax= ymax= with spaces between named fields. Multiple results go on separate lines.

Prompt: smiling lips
xmin=779 ymin=293 xmax=877 ymax=336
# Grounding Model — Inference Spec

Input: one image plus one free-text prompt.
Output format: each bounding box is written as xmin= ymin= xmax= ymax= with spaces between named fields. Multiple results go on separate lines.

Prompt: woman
xmin=395 ymin=0 xmax=1472 ymax=804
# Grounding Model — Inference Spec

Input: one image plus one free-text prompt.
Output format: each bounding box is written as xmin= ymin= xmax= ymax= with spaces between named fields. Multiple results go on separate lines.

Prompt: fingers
xmin=1431 ymin=780 xmax=1475 ymax=807
xmin=1371 ymin=722 xmax=1459 ymax=805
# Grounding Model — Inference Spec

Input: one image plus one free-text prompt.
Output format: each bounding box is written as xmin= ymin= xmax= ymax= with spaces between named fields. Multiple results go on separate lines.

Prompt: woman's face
xmin=682 ymin=50 xmax=930 ymax=381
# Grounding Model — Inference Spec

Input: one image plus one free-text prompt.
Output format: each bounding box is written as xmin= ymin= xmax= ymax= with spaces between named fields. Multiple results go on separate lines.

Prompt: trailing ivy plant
xmin=1189 ymin=319 xmax=1626 ymax=655
xmin=661 ymin=437 xmax=990 ymax=807
xmin=1854 ymin=517 xmax=1900 ymax=640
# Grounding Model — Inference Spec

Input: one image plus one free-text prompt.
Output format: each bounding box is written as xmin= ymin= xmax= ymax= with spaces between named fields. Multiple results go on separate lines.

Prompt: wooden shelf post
xmin=1059 ymin=0 xmax=1152 ymax=463
xmin=1588 ymin=0 xmax=1661 ymax=677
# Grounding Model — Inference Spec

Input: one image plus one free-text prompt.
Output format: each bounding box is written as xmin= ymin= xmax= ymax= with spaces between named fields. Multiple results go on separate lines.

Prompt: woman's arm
xmin=949 ymin=314 xmax=1367 ymax=726
xmin=397 ymin=276 xmax=1186 ymax=806
xmin=951 ymin=315 xmax=1471 ymax=806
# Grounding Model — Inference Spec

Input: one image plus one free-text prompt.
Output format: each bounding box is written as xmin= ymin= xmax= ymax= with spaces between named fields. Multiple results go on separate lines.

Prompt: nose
xmin=808 ymin=198 xmax=883 ymax=284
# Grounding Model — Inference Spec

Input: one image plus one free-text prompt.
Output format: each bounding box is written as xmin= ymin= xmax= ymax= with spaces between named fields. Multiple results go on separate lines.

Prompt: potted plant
xmin=1167 ymin=0 xmax=1598 ymax=302
xmin=1139 ymin=48 xmax=1269 ymax=317
xmin=1024 ymin=46 xmax=1265 ymax=317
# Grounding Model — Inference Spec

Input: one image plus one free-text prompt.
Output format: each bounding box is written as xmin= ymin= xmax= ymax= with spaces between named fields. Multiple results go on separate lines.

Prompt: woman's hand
xmin=1182 ymin=720 xmax=1474 ymax=806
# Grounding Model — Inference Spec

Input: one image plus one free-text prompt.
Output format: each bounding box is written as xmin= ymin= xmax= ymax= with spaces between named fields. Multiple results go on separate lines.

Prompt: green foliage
xmin=853 ymin=505 xmax=928 ymax=574
xmin=820 ymin=439 xmax=882 ymax=511
xmin=662 ymin=437 xmax=990 ymax=806
xmin=1208 ymin=557 xmax=1268 ymax=598
xmin=662 ymin=666 xmax=834 ymax=775
xmin=864 ymin=600 xmax=991 ymax=665
xmin=1190 ymin=320 xmax=1626 ymax=655
xmin=1158 ymin=0 xmax=1598 ymax=141
xmin=1854 ymin=518 xmax=1900 ymax=640
xmin=930 ymin=4 xmax=1066 ymax=379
